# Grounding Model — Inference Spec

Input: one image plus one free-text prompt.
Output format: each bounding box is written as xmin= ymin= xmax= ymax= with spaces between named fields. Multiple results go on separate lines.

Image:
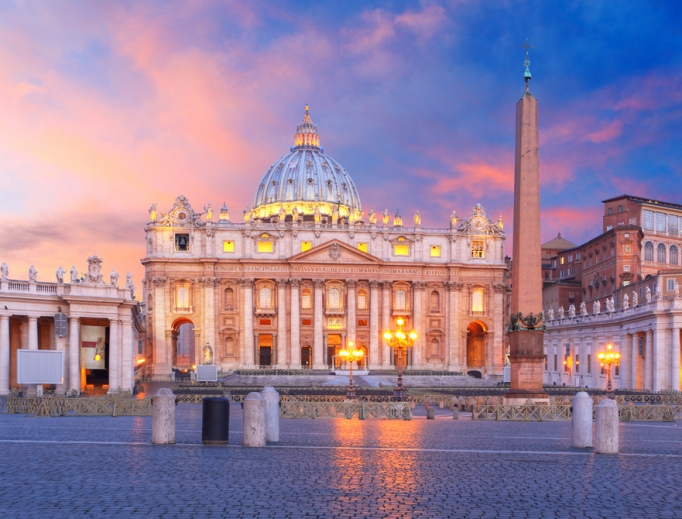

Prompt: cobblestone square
xmin=1 ymin=404 xmax=681 ymax=518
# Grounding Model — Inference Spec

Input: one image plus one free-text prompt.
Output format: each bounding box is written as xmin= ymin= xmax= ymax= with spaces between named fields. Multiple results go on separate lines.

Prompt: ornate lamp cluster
xmin=339 ymin=340 xmax=363 ymax=399
xmin=383 ymin=318 xmax=417 ymax=400
xmin=598 ymin=343 xmax=621 ymax=395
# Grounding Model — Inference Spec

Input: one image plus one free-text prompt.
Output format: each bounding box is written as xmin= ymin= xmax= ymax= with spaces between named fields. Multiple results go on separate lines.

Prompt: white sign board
xmin=17 ymin=350 xmax=64 ymax=385
xmin=503 ymin=366 xmax=511 ymax=383
xmin=196 ymin=365 xmax=218 ymax=382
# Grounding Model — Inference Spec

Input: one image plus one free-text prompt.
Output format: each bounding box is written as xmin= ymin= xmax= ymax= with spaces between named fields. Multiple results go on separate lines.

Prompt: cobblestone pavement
xmin=1 ymin=404 xmax=681 ymax=518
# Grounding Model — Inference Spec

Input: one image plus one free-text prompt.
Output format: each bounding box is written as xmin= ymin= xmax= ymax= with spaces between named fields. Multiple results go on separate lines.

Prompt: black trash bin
xmin=202 ymin=396 xmax=230 ymax=445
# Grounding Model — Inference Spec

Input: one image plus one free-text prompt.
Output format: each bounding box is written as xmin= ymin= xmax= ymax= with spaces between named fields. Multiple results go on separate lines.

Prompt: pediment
xmin=289 ymin=239 xmax=382 ymax=264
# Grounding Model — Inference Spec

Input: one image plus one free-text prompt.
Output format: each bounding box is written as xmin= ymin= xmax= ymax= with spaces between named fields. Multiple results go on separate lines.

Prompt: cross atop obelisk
xmin=505 ymin=40 xmax=549 ymax=404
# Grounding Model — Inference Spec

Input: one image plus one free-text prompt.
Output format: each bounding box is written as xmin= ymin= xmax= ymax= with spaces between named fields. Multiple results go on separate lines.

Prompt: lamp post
xmin=383 ymin=318 xmax=417 ymax=400
xmin=598 ymin=343 xmax=621 ymax=398
xmin=338 ymin=340 xmax=363 ymax=399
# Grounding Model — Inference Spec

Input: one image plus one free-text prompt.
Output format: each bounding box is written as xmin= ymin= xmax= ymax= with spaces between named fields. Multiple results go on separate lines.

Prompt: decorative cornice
xmin=152 ymin=277 xmax=167 ymax=287
xmin=289 ymin=278 xmax=301 ymax=288
xmin=345 ymin=279 xmax=357 ymax=289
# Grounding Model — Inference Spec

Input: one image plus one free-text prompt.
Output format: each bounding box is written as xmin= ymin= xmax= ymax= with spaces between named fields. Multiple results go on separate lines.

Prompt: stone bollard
xmin=152 ymin=388 xmax=176 ymax=445
xmin=426 ymin=407 xmax=435 ymax=420
xmin=438 ymin=401 xmax=444 ymax=409
xmin=452 ymin=407 xmax=459 ymax=420
xmin=410 ymin=401 xmax=416 ymax=410
xmin=261 ymin=386 xmax=280 ymax=443
xmin=243 ymin=392 xmax=266 ymax=447
xmin=571 ymin=391 xmax=593 ymax=448
xmin=595 ymin=399 xmax=619 ymax=454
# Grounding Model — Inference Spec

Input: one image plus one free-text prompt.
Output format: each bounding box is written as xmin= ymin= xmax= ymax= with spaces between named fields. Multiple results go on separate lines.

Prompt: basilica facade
xmin=142 ymin=107 xmax=509 ymax=379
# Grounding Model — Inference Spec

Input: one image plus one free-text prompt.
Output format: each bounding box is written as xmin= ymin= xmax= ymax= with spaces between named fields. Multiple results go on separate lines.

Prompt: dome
xmin=251 ymin=106 xmax=362 ymax=221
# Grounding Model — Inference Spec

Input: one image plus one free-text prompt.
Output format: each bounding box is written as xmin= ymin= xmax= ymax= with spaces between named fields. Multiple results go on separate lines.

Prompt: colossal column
xmin=369 ymin=281 xmax=380 ymax=369
xmin=448 ymin=282 xmax=462 ymax=371
xmin=203 ymin=278 xmax=217 ymax=355
xmin=290 ymin=279 xmax=301 ymax=368
xmin=346 ymin=280 xmax=357 ymax=348
xmin=243 ymin=279 xmax=255 ymax=367
xmin=313 ymin=280 xmax=325 ymax=369
xmin=506 ymin=43 xmax=549 ymax=403
xmin=276 ymin=279 xmax=288 ymax=368
xmin=0 ymin=316 xmax=9 ymax=395
xmin=412 ymin=282 xmax=423 ymax=368
xmin=381 ymin=282 xmax=391 ymax=366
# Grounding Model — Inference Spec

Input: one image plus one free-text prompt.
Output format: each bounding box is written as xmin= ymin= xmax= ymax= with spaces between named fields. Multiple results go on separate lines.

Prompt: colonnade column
xmin=243 ymin=279 xmax=254 ymax=367
xmin=672 ymin=327 xmax=680 ymax=391
xmin=653 ymin=328 xmax=664 ymax=392
xmin=0 ymin=316 xmax=9 ymax=395
xmin=28 ymin=317 xmax=38 ymax=350
xmin=313 ymin=280 xmax=325 ymax=369
xmin=622 ymin=334 xmax=633 ymax=390
xmin=346 ymin=280 xmax=357 ymax=349
xmin=68 ymin=317 xmax=80 ymax=394
xmin=381 ymin=282 xmax=391 ymax=366
xmin=645 ymin=330 xmax=653 ymax=391
xmin=203 ymin=277 xmax=217 ymax=355
xmin=108 ymin=319 xmax=120 ymax=393
xmin=121 ymin=318 xmax=133 ymax=392
xmin=412 ymin=282 xmax=423 ymax=368
xmin=276 ymin=279 xmax=287 ymax=368
xmin=369 ymin=281 xmax=380 ymax=370
xmin=290 ymin=279 xmax=301 ymax=368
xmin=632 ymin=334 xmax=640 ymax=390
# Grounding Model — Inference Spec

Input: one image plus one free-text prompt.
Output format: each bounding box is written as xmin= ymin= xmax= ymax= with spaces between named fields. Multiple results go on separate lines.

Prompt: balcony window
xmin=301 ymin=289 xmax=312 ymax=310
xmin=394 ymin=244 xmax=409 ymax=256
xmin=328 ymin=288 xmax=341 ymax=309
xmin=357 ymin=290 xmax=367 ymax=310
xmin=258 ymin=241 xmax=273 ymax=253
xmin=259 ymin=287 xmax=272 ymax=309
xmin=471 ymin=241 xmax=484 ymax=258
xmin=177 ymin=287 xmax=189 ymax=309
xmin=395 ymin=289 xmax=406 ymax=310
xmin=471 ymin=289 xmax=484 ymax=313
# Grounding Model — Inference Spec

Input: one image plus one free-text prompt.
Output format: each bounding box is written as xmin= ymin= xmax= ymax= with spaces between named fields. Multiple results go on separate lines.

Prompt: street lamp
xmin=383 ymin=318 xmax=417 ymax=400
xmin=598 ymin=343 xmax=621 ymax=397
xmin=338 ymin=340 xmax=363 ymax=399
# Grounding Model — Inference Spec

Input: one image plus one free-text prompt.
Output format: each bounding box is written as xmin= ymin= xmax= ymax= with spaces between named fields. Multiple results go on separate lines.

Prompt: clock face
xmin=178 ymin=212 xmax=187 ymax=220
xmin=471 ymin=216 xmax=486 ymax=232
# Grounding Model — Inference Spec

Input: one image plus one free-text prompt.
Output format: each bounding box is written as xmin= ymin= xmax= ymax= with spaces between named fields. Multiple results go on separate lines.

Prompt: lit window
xmin=175 ymin=234 xmax=190 ymax=252
xmin=177 ymin=287 xmax=189 ymax=309
xmin=471 ymin=289 xmax=483 ymax=313
xmin=301 ymin=241 xmax=312 ymax=252
xmin=395 ymin=289 xmax=406 ymax=310
xmin=301 ymin=289 xmax=312 ymax=309
xmin=357 ymin=243 xmax=368 ymax=253
xmin=259 ymin=287 xmax=271 ymax=308
xmin=561 ymin=257 xmax=565 ymax=264
xmin=357 ymin=290 xmax=367 ymax=310
xmin=223 ymin=241 xmax=234 ymax=253
xmin=328 ymin=288 xmax=341 ymax=309
xmin=258 ymin=241 xmax=273 ymax=253
xmin=394 ymin=244 xmax=409 ymax=256
xmin=430 ymin=245 xmax=441 ymax=258
xmin=471 ymin=241 xmax=484 ymax=258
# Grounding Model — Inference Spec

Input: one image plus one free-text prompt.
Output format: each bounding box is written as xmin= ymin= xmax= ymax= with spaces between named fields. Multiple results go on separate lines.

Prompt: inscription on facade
xmin=327 ymin=318 xmax=343 ymax=329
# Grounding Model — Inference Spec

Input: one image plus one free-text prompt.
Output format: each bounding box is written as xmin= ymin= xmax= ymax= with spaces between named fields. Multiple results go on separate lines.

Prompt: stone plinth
xmin=505 ymin=331 xmax=548 ymax=402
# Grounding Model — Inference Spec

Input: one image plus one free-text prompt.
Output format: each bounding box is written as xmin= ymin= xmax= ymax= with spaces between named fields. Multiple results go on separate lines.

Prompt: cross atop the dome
xmin=294 ymin=104 xmax=320 ymax=149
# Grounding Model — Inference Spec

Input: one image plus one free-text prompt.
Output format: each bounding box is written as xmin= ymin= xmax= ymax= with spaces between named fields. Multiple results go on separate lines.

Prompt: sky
xmin=1 ymin=0 xmax=682 ymax=295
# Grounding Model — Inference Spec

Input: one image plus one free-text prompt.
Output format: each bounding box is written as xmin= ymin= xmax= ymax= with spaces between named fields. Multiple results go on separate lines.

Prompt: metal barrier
xmin=472 ymin=403 xmax=676 ymax=422
xmin=279 ymin=400 xmax=411 ymax=420
xmin=4 ymin=396 xmax=153 ymax=417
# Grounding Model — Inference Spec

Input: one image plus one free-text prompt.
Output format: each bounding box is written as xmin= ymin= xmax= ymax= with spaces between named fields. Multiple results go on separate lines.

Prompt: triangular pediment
xmin=289 ymin=239 xmax=382 ymax=264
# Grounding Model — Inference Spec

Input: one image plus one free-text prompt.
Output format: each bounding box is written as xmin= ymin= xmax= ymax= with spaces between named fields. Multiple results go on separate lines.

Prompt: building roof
xmin=541 ymin=232 xmax=576 ymax=251
xmin=251 ymin=106 xmax=362 ymax=221
xmin=602 ymin=194 xmax=682 ymax=211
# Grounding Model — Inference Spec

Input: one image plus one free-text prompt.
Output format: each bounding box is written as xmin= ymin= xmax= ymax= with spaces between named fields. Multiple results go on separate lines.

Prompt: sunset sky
xmin=1 ymin=1 xmax=681 ymax=296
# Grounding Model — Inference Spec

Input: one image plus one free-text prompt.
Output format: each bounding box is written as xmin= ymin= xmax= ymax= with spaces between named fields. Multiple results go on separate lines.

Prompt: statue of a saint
xmin=646 ymin=286 xmax=652 ymax=303
xmin=278 ymin=205 xmax=286 ymax=222
xmin=557 ymin=306 xmax=564 ymax=319
xmin=579 ymin=302 xmax=587 ymax=317
xmin=623 ymin=293 xmax=629 ymax=309
xmin=593 ymin=299 xmax=601 ymax=315
xmin=202 ymin=343 xmax=214 ymax=365
xmin=450 ymin=211 xmax=458 ymax=229
xmin=28 ymin=265 xmax=37 ymax=282
xmin=205 ymin=204 xmax=214 ymax=221
xmin=243 ymin=208 xmax=251 ymax=223
xmin=414 ymin=211 xmax=421 ymax=227
xmin=349 ymin=210 xmax=356 ymax=225
xmin=546 ymin=308 xmax=554 ymax=321
xmin=632 ymin=291 xmax=638 ymax=307
xmin=70 ymin=266 xmax=78 ymax=284
xmin=149 ymin=203 xmax=157 ymax=222
xmin=497 ymin=215 xmax=504 ymax=230
xmin=56 ymin=266 xmax=65 ymax=285
xmin=568 ymin=304 xmax=575 ymax=318
xmin=314 ymin=205 xmax=321 ymax=223
xmin=504 ymin=345 xmax=510 ymax=366
xmin=125 ymin=273 xmax=135 ymax=298
xmin=382 ymin=209 xmax=390 ymax=226
xmin=0 ymin=262 xmax=7 ymax=280
xmin=292 ymin=206 xmax=300 ymax=222
xmin=110 ymin=270 xmax=119 ymax=287
xmin=675 ymin=283 xmax=681 ymax=298
xmin=368 ymin=209 xmax=376 ymax=225
xmin=331 ymin=206 xmax=339 ymax=223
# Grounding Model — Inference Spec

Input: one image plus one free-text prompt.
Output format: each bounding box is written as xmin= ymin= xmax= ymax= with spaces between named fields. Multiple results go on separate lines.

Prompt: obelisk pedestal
xmin=504 ymin=44 xmax=549 ymax=405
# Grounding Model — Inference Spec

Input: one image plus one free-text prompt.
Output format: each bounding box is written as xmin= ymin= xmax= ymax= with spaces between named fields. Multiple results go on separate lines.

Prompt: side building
xmin=141 ymin=107 xmax=510 ymax=379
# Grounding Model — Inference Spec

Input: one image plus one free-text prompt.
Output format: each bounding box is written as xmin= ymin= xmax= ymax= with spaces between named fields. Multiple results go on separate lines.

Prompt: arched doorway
xmin=172 ymin=318 xmax=195 ymax=370
xmin=467 ymin=321 xmax=486 ymax=369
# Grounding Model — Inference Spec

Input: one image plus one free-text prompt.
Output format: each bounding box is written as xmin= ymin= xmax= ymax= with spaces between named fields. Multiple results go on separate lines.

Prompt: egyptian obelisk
xmin=505 ymin=42 xmax=549 ymax=404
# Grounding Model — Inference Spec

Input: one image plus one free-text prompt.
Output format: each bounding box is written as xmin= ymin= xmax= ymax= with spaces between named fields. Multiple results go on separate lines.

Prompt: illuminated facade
xmin=142 ymin=107 xmax=509 ymax=379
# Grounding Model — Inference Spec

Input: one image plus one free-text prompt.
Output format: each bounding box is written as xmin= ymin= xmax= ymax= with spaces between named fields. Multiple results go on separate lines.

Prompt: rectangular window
xmin=560 ymin=270 xmax=564 ymax=279
xmin=223 ymin=240 xmax=234 ymax=253
xmin=430 ymin=245 xmax=441 ymax=258
xmin=301 ymin=241 xmax=312 ymax=252
xmin=302 ymin=292 xmax=312 ymax=310
xmin=642 ymin=210 xmax=654 ymax=230
xmin=669 ymin=216 xmax=679 ymax=234
xmin=554 ymin=354 xmax=558 ymax=372
xmin=655 ymin=212 xmax=666 ymax=232
xmin=608 ymin=207 xmax=613 ymax=215
xmin=568 ymin=255 xmax=573 ymax=262
xmin=175 ymin=234 xmax=190 ymax=252
xmin=553 ymin=260 xmax=557 ymax=268
xmin=667 ymin=278 xmax=675 ymax=291
xmin=576 ymin=253 xmax=581 ymax=260
xmin=587 ymin=354 xmax=592 ymax=374
xmin=618 ymin=205 xmax=623 ymax=213
xmin=561 ymin=257 xmax=565 ymax=264
xmin=471 ymin=241 xmax=484 ymax=258
xmin=569 ymin=292 xmax=575 ymax=298
xmin=568 ymin=268 xmax=573 ymax=276
xmin=257 ymin=241 xmax=273 ymax=253
xmin=575 ymin=354 xmax=580 ymax=374
xmin=623 ymin=265 xmax=630 ymax=272
xmin=138 ymin=339 xmax=143 ymax=355
xmin=357 ymin=243 xmax=368 ymax=253
xmin=394 ymin=244 xmax=409 ymax=256
xmin=606 ymin=225 xmax=613 ymax=231
xmin=357 ymin=292 xmax=367 ymax=310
